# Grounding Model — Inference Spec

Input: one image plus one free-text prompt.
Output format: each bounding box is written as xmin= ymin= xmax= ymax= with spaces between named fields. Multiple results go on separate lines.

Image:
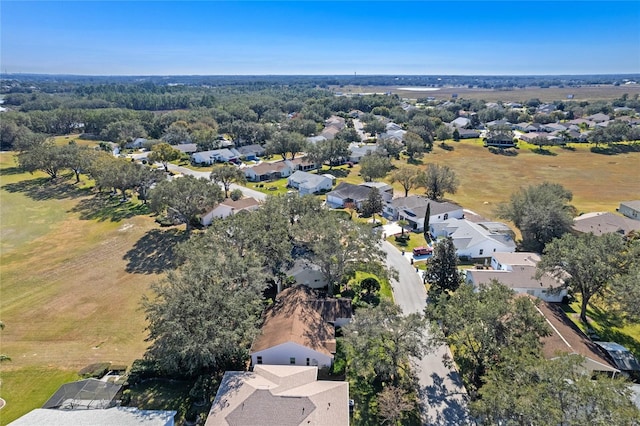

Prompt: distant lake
xmin=396 ymin=87 xmax=441 ymax=92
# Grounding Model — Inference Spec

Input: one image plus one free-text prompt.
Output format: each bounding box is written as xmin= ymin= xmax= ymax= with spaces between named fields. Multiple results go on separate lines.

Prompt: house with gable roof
xmin=250 ymin=285 xmax=352 ymax=368
xmin=287 ymin=171 xmax=333 ymax=195
xmin=430 ymin=218 xmax=516 ymax=258
xmin=205 ymin=365 xmax=349 ymax=426
xmin=384 ymin=196 xmax=464 ymax=231
xmin=465 ymin=252 xmax=567 ymax=302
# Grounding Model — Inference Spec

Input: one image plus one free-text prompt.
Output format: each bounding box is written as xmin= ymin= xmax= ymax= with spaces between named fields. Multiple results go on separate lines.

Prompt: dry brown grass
xmin=0 ymin=153 xmax=172 ymax=373
xmin=336 ymin=84 xmax=640 ymax=103
xmin=385 ymin=140 xmax=640 ymax=220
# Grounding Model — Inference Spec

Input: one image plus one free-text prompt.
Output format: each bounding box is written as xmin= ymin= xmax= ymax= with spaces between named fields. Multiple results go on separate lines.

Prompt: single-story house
xmin=307 ymin=135 xmax=328 ymax=145
xmin=540 ymin=123 xmax=567 ymax=133
xmin=124 ymin=137 xmax=147 ymax=149
xmin=450 ymin=117 xmax=471 ymax=128
xmin=586 ymin=112 xmax=611 ymax=123
xmin=250 ymin=285 xmax=352 ymax=368
xmin=287 ymin=171 xmax=333 ymax=195
xmin=572 ymin=211 xmax=640 ymax=237
xmin=619 ymin=200 xmax=640 ymax=221
xmin=465 ymin=252 xmax=567 ymax=302
xmin=236 ymin=144 xmax=266 ymax=160
xmin=430 ymin=218 xmax=516 ymax=258
xmin=191 ymin=148 xmax=241 ymax=165
xmin=205 ymin=365 xmax=349 ymax=426
xmin=173 ymin=143 xmax=198 ymax=154
xmin=8 ymin=408 xmax=176 ymax=426
xmin=514 ymin=123 xmax=538 ymax=132
xmin=384 ymin=196 xmax=464 ymax=231
xmin=286 ymin=258 xmax=326 ymax=289
xmin=244 ymin=161 xmax=294 ymax=182
xmin=360 ymin=181 xmax=394 ymax=203
xmin=201 ymin=197 xmax=261 ymax=226
xmin=535 ymin=300 xmax=619 ymax=375
xmin=456 ymin=128 xmax=481 ymax=139
xmin=348 ymin=143 xmax=380 ymax=164
xmin=320 ymin=126 xmax=341 ymax=140
xmin=325 ymin=182 xmax=373 ymax=209
xmin=288 ymin=156 xmax=318 ymax=172
xmin=378 ymin=129 xmax=406 ymax=143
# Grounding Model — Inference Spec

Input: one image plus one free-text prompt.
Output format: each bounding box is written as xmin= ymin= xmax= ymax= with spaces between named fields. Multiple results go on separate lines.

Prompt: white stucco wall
xmin=251 ymin=342 xmax=333 ymax=368
xmin=456 ymin=238 xmax=515 ymax=259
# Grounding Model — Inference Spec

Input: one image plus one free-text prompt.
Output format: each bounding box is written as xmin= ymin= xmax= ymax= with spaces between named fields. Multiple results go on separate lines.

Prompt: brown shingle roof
xmin=251 ymin=286 xmax=350 ymax=357
xmin=535 ymin=300 xmax=618 ymax=372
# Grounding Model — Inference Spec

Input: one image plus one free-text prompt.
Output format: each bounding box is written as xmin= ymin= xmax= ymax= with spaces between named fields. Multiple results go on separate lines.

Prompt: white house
xmin=191 ymin=148 xmax=241 ymax=165
xmin=450 ymin=117 xmax=471 ymax=128
xmin=384 ymin=196 xmax=464 ymax=231
xmin=348 ymin=143 xmax=380 ymax=163
xmin=619 ymin=200 xmax=640 ymax=221
xmin=250 ymin=286 xmax=352 ymax=368
xmin=465 ymin=252 xmax=567 ymax=302
xmin=360 ymin=181 xmax=394 ymax=203
xmin=430 ymin=218 xmax=516 ymax=258
xmin=124 ymin=137 xmax=147 ymax=149
xmin=8 ymin=408 xmax=176 ymax=426
xmin=200 ymin=197 xmax=261 ymax=226
xmin=287 ymin=171 xmax=333 ymax=195
xmin=286 ymin=259 xmax=327 ymax=289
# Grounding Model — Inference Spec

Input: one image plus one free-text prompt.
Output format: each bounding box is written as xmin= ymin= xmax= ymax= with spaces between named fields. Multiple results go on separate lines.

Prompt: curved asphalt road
xmin=382 ymin=241 xmax=472 ymax=425
xmin=162 ymin=157 xmax=471 ymax=423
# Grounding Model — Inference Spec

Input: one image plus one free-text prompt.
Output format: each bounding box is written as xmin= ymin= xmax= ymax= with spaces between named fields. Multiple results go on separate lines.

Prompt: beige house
xmin=205 ymin=365 xmax=349 ymax=426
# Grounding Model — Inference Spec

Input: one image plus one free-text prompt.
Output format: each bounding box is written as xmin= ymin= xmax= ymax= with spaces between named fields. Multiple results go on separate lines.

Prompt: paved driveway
xmin=381 ymin=241 xmax=472 ymax=425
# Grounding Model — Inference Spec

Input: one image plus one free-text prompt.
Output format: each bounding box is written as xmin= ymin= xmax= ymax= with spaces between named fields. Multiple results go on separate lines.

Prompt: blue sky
xmin=1 ymin=1 xmax=639 ymax=75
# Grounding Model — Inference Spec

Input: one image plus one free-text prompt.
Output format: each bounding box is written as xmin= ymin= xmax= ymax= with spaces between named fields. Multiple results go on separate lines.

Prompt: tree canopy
xmin=209 ymin=164 xmax=247 ymax=198
xmin=424 ymin=237 xmax=461 ymax=298
xmin=426 ymin=282 xmax=550 ymax=393
xmin=497 ymin=182 xmax=575 ymax=253
xmin=418 ymin=163 xmax=459 ymax=201
xmin=143 ymin=234 xmax=267 ymax=377
xmin=537 ymin=232 xmax=627 ymax=323
xmin=149 ymin=175 xmax=223 ymax=232
xmin=359 ymin=152 xmax=392 ymax=182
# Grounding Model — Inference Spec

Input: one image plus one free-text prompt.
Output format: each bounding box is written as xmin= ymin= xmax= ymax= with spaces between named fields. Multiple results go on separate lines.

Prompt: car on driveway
xmin=412 ymin=246 xmax=432 ymax=256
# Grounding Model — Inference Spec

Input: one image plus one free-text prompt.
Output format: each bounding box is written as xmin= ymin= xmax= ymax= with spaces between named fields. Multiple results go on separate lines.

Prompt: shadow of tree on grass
xmin=590 ymin=143 xmax=640 ymax=155
xmin=2 ymin=176 xmax=92 ymax=200
xmin=0 ymin=166 xmax=27 ymax=176
xmin=124 ymin=228 xmax=188 ymax=274
xmin=70 ymin=193 xmax=151 ymax=222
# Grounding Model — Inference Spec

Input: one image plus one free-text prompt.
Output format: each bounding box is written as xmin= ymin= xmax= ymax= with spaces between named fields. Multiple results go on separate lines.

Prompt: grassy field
xmin=0 ymin=368 xmax=80 ymax=424
xmin=334 ymin=84 xmax=640 ymax=103
xmin=386 ymin=140 xmax=640 ymax=220
xmin=0 ymin=152 xmax=173 ymax=424
xmin=563 ymin=299 xmax=640 ymax=359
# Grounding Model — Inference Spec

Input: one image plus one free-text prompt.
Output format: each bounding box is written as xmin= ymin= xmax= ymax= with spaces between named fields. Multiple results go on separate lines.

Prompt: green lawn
xmin=249 ymin=178 xmax=291 ymax=195
xmin=562 ymin=299 xmax=640 ymax=359
xmin=0 ymin=368 xmax=80 ymax=425
xmin=0 ymin=152 xmax=163 ymax=422
xmin=125 ymin=379 xmax=196 ymax=425
xmin=386 ymin=232 xmax=428 ymax=253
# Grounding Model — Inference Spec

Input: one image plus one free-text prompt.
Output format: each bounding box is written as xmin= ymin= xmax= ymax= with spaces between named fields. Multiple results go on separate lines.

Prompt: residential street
xmin=164 ymin=163 xmax=268 ymax=201
xmin=381 ymin=241 xmax=472 ymax=425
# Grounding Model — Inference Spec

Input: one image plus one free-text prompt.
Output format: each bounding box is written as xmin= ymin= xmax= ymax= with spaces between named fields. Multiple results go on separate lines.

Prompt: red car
xmin=412 ymin=246 xmax=432 ymax=256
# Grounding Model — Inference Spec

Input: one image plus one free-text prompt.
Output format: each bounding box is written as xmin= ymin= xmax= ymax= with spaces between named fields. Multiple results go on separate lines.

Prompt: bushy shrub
xmin=230 ymin=188 xmax=243 ymax=201
xmin=79 ymin=362 xmax=111 ymax=378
